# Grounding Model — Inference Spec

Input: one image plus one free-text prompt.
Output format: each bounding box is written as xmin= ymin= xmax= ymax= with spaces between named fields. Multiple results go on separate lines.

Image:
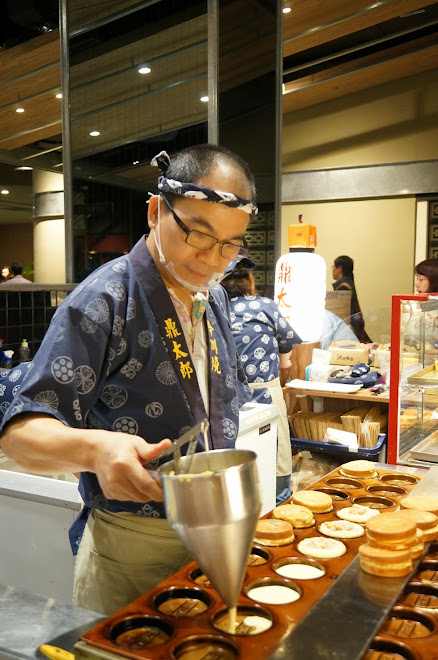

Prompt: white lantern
xmin=274 ymin=225 xmax=326 ymax=342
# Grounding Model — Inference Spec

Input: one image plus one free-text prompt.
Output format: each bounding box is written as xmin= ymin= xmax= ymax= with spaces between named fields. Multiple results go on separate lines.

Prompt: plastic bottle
xmin=3 ymin=350 xmax=14 ymax=369
xmin=19 ymin=338 xmax=31 ymax=362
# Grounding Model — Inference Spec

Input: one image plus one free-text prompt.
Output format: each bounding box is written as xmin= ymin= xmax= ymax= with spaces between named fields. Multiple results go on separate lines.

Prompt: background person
xmin=414 ymin=258 xmax=438 ymax=293
xmin=221 ymin=258 xmax=301 ymax=503
xmin=0 ymin=144 xmax=256 ymax=615
xmin=7 ymin=261 xmax=31 ymax=284
xmin=332 ymin=255 xmax=372 ymax=343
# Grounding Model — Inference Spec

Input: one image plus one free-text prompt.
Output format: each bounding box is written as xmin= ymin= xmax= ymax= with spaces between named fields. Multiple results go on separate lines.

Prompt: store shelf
xmin=284 ymin=386 xmax=389 ymax=404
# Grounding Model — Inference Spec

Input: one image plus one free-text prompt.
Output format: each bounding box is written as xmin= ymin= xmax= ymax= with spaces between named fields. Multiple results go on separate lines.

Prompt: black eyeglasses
xmin=161 ymin=195 xmax=249 ymax=260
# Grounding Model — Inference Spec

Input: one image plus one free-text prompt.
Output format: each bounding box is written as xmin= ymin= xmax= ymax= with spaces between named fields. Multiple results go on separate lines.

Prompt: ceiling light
xmin=14 ymin=166 xmax=33 ymax=171
xmin=56 ymin=93 xmax=63 ymax=99
xmin=15 ymin=93 xmax=24 ymax=113
xmin=138 ymin=66 xmax=151 ymax=74
xmin=283 ymin=7 xmax=291 ymax=13
xmin=1 ymin=188 xmax=10 ymax=195
xmin=200 ymin=95 xmax=209 ymax=103
xmin=16 ymin=107 xmax=24 ymax=113
xmin=89 ymin=130 xmax=100 ymax=137
xmin=133 ymin=160 xmax=140 ymax=165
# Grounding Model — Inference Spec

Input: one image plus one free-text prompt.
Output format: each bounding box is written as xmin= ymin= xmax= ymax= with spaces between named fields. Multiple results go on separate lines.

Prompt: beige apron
xmin=249 ymin=377 xmax=291 ymax=477
xmin=73 ymin=509 xmax=192 ymax=615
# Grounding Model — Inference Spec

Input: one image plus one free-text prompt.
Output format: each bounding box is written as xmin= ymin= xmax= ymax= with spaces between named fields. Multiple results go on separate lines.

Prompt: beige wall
xmin=0 ymin=223 xmax=34 ymax=277
xmin=281 ymin=68 xmax=438 ymax=342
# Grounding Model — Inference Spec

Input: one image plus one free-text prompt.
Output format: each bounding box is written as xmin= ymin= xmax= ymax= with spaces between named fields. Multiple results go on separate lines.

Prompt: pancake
xmin=366 ymin=513 xmax=417 ymax=546
xmin=292 ymin=490 xmax=332 ymax=514
xmin=339 ymin=460 xmax=376 ymax=479
xmin=337 ymin=503 xmax=380 ymax=524
xmin=359 ymin=543 xmax=412 ymax=577
xmin=318 ymin=519 xmax=365 ymax=539
xmin=297 ymin=536 xmax=347 ymax=559
xmin=399 ymin=495 xmax=438 ymax=516
xmin=254 ymin=519 xmax=295 ymax=546
xmin=272 ymin=503 xmax=315 ymax=529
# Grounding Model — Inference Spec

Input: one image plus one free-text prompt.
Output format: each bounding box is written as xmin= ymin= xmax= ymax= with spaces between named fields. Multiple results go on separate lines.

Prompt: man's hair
xmin=334 ymin=255 xmax=354 ymax=279
xmin=415 ymin=258 xmax=438 ymax=293
xmin=10 ymin=261 xmax=23 ymax=276
xmin=164 ymin=144 xmax=256 ymax=201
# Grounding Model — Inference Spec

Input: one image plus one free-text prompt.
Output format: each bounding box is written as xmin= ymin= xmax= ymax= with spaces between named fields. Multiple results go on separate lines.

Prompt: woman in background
xmin=415 ymin=258 xmax=438 ymax=293
xmin=332 ymin=254 xmax=372 ymax=343
xmin=222 ymin=258 xmax=301 ymax=503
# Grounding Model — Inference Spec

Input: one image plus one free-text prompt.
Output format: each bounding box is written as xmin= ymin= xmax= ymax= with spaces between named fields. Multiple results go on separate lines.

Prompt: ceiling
xmin=1 ymin=0 xmax=438 ymax=224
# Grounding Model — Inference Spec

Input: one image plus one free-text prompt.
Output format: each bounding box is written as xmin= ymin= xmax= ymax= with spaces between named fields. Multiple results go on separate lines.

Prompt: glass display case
xmin=388 ymin=294 xmax=438 ymax=465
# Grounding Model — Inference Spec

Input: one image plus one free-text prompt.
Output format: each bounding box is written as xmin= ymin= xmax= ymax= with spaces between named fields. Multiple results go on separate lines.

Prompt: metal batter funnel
xmin=159 ymin=449 xmax=262 ymax=609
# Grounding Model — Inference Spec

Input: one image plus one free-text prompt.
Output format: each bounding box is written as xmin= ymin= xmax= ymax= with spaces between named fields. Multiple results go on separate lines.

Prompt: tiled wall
xmin=0 ymin=285 xmax=76 ymax=365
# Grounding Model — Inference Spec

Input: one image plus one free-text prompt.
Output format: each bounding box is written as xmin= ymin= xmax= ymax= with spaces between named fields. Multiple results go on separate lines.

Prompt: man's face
xmin=148 ymin=167 xmax=251 ymax=290
xmin=1 ymin=267 xmax=9 ymax=279
xmin=415 ymin=273 xmax=430 ymax=293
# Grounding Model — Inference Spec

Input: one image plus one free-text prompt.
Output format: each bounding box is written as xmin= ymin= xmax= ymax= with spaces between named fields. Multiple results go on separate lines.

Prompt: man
xmin=7 ymin=261 xmax=31 ymax=283
xmin=0 ymin=144 xmax=256 ymax=614
xmin=332 ymin=255 xmax=372 ymax=343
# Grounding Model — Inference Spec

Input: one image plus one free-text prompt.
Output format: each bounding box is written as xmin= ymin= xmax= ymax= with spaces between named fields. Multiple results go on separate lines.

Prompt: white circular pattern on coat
xmin=52 ymin=356 xmax=74 ymax=383
xmin=273 ymin=338 xmax=278 ymax=347
xmin=113 ymin=416 xmax=138 ymax=435
xmin=287 ymin=330 xmax=295 ymax=338
xmin=112 ymin=261 xmax=127 ymax=273
xmin=246 ymin=364 xmax=257 ymax=376
xmin=242 ymin=313 xmax=252 ymax=322
xmin=263 ymin=390 xmax=271 ymax=399
xmin=242 ymin=335 xmax=250 ymax=344
xmin=232 ymin=322 xmax=243 ymax=332
xmin=225 ymin=374 xmax=234 ymax=388
xmin=156 ymin=361 xmax=177 ymax=385
xmin=0 ymin=384 xmax=5 ymax=396
xmin=102 ymin=385 xmax=128 ymax=409
xmin=249 ymin=301 xmax=260 ymax=309
xmin=127 ymin=298 xmax=136 ymax=320
xmin=117 ymin=338 xmax=127 ymax=355
xmin=246 ymin=295 xmax=256 ymax=300
xmin=34 ymin=390 xmax=59 ymax=411
xmin=231 ymin=396 xmax=239 ymax=416
xmin=234 ymin=303 xmax=246 ymax=312
xmin=85 ymin=298 xmax=109 ymax=323
xmin=145 ymin=402 xmax=164 ymax=418
xmin=261 ymin=334 xmax=270 ymax=344
xmin=223 ymin=418 xmax=237 ymax=439
xmin=55 ymin=328 xmax=64 ymax=342
xmin=254 ymin=376 xmax=264 ymax=383
xmin=0 ymin=401 xmax=10 ymax=414
xmin=240 ymin=354 xmax=248 ymax=362
xmin=254 ymin=324 xmax=262 ymax=332
xmin=8 ymin=370 xmax=21 ymax=382
xmin=230 ymin=312 xmax=236 ymax=322
xmin=260 ymin=361 xmax=270 ymax=373
xmin=279 ymin=318 xmax=287 ymax=328
xmin=270 ymin=353 xmax=277 ymax=360
xmin=254 ymin=347 xmax=266 ymax=359
xmin=263 ymin=298 xmax=270 ymax=303
xmin=74 ymin=365 xmax=96 ymax=394
xmin=274 ymin=311 xmax=279 ymax=319
xmin=105 ymin=281 xmax=126 ymax=300
xmin=138 ymin=330 xmax=154 ymax=348
xmin=80 ymin=316 xmax=98 ymax=334
xmin=257 ymin=312 xmax=268 ymax=323
xmin=12 ymin=385 xmax=20 ymax=396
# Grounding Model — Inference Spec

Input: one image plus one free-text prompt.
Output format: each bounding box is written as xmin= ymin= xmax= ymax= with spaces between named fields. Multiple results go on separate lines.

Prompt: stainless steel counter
xmin=0 ymin=584 xmax=104 ymax=660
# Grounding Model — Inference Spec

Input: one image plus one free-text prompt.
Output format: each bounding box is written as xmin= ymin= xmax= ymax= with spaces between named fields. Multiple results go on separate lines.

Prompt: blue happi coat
xmin=1 ymin=237 xmax=250 ymax=553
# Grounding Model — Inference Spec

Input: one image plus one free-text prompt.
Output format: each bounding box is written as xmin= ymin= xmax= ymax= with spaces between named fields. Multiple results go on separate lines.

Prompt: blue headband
xmin=151 ymin=150 xmax=258 ymax=217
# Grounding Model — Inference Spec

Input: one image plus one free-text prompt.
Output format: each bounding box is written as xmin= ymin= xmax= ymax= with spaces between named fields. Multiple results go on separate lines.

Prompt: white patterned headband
xmin=151 ymin=150 xmax=258 ymax=217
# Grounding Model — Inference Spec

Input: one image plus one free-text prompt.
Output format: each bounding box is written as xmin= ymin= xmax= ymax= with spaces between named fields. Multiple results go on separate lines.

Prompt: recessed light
xmin=14 ymin=166 xmax=33 ymax=171
xmin=89 ymin=130 xmax=100 ymax=137
xmin=56 ymin=93 xmax=63 ymax=99
xmin=133 ymin=160 xmax=140 ymax=165
xmin=1 ymin=188 xmax=10 ymax=195
xmin=16 ymin=107 xmax=25 ymax=113
xmin=200 ymin=95 xmax=209 ymax=103
xmin=283 ymin=7 xmax=291 ymax=13
xmin=138 ymin=66 xmax=151 ymax=74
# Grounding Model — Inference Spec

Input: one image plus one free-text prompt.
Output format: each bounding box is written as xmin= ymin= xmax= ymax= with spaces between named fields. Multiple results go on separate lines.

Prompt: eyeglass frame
xmin=160 ymin=194 xmax=249 ymax=260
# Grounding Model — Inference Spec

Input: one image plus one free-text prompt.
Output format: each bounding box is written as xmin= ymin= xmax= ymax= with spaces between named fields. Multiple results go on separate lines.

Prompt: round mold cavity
xmin=109 ymin=615 xmax=173 ymax=648
xmin=400 ymin=583 xmax=438 ymax=609
xmin=415 ymin=560 xmax=438 ymax=584
xmin=379 ymin=474 xmax=419 ymax=487
xmin=313 ymin=487 xmax=349 ymax=501
xmin=351 ymin=494 xmax=395 ymax=510
xmin=325 ymin=476 xmax=363 ymax=489
xmin=173 ymin=635 xmax=239 ymax=660
xmin=154 ymin=587 xmax=211 ymax=617
xmin=245 ymin=577 xmax=301 ymax=605
xmin=212 ymin=605 xmax=273 ymax=636
xmin=273 ymin=557 xmax=326 ymax=580
xmin=428 ymin=542 xmax=438 ymax=558
xmin=363 ymin=638 xmax=416 ymax=660
xmin=367 ymin=484 xmax=407 ymax=497
xmin=380 ymin=606 xmax=436 ymax=639
xmin=189 ymin=568 xmax=212 ymax=588
xmin=247 ymin=546 xmax=271 ymax=566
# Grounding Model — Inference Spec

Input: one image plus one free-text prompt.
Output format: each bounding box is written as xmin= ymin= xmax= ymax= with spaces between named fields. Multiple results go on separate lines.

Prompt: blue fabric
xmin=0 ymin=362 xmax=32 ymax=423
xmin=1 ymin=237 xmax=250 ymax=554
xmin=320 ymin=310 xmax=358 ymax=350
xmin=228 ymin=295 xmax=300 ymax=404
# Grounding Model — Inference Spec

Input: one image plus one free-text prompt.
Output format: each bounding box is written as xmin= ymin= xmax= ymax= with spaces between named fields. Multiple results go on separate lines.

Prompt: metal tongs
xmin=159 ymin=417 xmax=210 ymax=475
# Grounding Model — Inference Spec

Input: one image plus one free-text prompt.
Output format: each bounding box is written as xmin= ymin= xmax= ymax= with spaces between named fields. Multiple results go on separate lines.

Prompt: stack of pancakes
xmin=359 ymin=513 xmax=419 ymax=577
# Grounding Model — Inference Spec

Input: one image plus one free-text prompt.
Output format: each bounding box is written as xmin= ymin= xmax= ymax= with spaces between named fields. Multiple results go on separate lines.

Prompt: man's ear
xmin=147 ymin=195 xmax=160 ymax=230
